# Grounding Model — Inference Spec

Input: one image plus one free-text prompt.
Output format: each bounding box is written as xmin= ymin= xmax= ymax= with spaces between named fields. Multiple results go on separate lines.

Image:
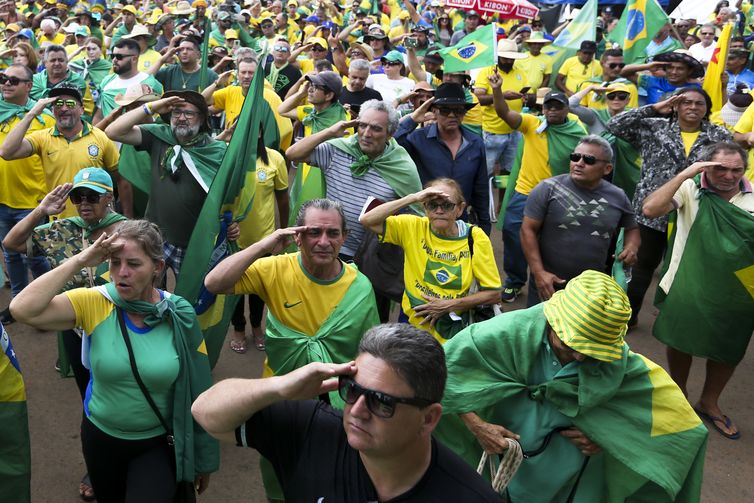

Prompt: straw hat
xmin=114 ymin=83 xmax=161 ymax=107
xmin=525 ymin=31 xmax=551 ymax=45
xmin=535 ymin=87 xmax=552 ymax=105
xmin=123 ymin=24 xmax=152 ymax=39
xmin=172 ymin=1 xmax=195 ymax=15
xmin=497 ymin=39 xmax=526 ymax=59
xmin=543 ymin=270 xmax=631 ymax=362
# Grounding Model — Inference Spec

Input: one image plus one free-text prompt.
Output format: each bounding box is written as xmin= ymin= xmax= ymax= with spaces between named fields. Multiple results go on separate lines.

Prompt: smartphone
xmin=520 ymin=86 xmax=531 ymax=94
xmin=405 ymin=36 xmax=418 ymax=48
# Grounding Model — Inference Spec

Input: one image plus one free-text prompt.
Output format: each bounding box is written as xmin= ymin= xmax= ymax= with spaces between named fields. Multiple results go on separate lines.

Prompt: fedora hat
xmin=543 ymin=270 xmax=631 ymax=362
xmin=114 ymin=83 xmax=161 ymax=107
xmin=497 ymin=39 xmax=526 ymax=59
xmin=432 ymin=82 xmax=476 ymax=109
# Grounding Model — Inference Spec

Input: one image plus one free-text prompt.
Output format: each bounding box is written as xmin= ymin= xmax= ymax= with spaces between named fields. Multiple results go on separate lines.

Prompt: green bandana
xmin=67 ymin=212 xmax=127 ymax=239
xmin=301 ymin=102 xmax=347 ymax=133
xmin=140 ymin=123 xmax=227 ymax=192
xmin=327 ymin=135 xmax=423 ymax=212
xmin=0 ymin=98 xmax=50 ymax=126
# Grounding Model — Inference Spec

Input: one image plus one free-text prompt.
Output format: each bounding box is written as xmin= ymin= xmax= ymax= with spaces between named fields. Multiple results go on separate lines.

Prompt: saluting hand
xmin=38 ymin=183 xmax=73 ymax=217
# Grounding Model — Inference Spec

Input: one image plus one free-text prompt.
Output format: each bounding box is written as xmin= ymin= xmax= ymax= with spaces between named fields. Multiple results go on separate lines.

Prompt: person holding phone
xmin=338 ymin=59 xmax=383 ymax=113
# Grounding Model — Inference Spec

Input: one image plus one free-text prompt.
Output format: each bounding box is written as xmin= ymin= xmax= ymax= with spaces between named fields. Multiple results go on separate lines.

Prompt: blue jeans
xmin=483 ymin=131 xmax=522 ymax=175
xmin=502 ymin=191 xmax=528 ymax=289
xmin=0 ymin=204 xmax=50 ymax=297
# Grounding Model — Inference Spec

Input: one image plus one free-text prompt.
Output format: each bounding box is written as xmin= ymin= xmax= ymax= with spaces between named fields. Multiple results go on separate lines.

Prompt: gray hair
xmin=349 ymin=59 xmax=371 ymax=73
xmin=358 ymin=323 xmax=446 ymax=403
xmin=295 ymin=198 xmax=348 ymax=232
xmin=358 ymin=99 xmax=400 ymax=135
xmin=44 ymin=44 xmax=67 ymax=60
xmin=234 ymin=47 xmax=258 ymax=64
xmin=577 ymin=135 xmax=613 ymax=162
xmin=705 ymin=141 xmax=748 ymax=168
xmin=7 ymin=63 xmax=33 ymax=81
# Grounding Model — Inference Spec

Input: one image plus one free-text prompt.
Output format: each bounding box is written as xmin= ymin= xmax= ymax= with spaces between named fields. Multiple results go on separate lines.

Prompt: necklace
xmin=179 ymin=69 xmax=190 ymax=89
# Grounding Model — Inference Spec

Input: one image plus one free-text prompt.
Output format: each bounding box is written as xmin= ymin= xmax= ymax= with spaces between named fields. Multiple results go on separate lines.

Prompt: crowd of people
xmin=0 ymin=0 xmax=752 ymax=502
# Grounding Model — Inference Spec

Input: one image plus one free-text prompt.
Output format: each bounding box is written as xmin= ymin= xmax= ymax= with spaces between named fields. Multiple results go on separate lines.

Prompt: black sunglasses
xmin=424 ymin=200 xmax=457 ymax=212
xmin=112 ymin=53 xmax=138 ymax=60
xmin=436 ymin=106 xmax=466 ymax=116
xmin=70 ymin=191 xmax=102 ymax=204
xmin=570 ymin=152 xmax=610 ymax=165
xmin=607 ymin=62 xmax=626 ymax=69
xmin=606 ymin=92 xmax=630 ymax=101
xmin=338 ymin=376 xmax=433 ymax=418
xmin=0 ymin=74 xmax=30 ymax=85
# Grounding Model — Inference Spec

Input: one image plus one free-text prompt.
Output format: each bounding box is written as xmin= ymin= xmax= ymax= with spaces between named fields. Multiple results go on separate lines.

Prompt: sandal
xmin=251 ymin=328 xmax=265 ymax=351
xmin=80 ymin=473 xmax=95 ymax=502
xmin=229 ymin=333 xmax=247 ymax=354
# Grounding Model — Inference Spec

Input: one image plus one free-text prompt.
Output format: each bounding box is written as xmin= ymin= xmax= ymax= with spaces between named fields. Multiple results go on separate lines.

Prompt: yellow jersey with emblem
xmin=382 ymin=215 xmax=501 ymax=343
xmin=475 ymin=65 xmax=530 ymax=134
xmin=558 ymin=56 xmax=603 ymax=94
xmin=237 ymin=148 xmax=289 ymax=248
xmin=26 ymin=123 xmax=119 ymax=218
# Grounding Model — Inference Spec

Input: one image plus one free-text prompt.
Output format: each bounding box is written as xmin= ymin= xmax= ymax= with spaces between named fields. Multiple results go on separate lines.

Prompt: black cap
xmin=579 ymin=40 xmax=597 ymax=53
xmin=543 ymin=91 xmax=568 ymax=106
xmin=305 ymin=71 xmax=343 ymax=98
xmin=49 ymin=85 xmax=83 ymax=104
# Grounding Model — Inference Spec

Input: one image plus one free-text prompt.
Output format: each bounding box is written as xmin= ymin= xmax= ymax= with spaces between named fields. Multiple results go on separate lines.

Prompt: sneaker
xmin=0 ymin=307 xmax=14 ymax=325
xmin=501 ymin=287 xmax=521 ymax=303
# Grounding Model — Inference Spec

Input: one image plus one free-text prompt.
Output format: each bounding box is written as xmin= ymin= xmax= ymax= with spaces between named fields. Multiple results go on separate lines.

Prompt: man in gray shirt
xmin=521 ymin=135 xmax=640 ymax=306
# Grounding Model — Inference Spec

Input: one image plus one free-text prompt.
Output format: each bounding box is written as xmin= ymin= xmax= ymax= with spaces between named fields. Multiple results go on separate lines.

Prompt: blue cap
xmin=304 ymin=15 xmax=320 ymax=23
xmin=72 ymin=168 xmax=113 ymax=193
xmin=321 ymin=20 xmax=336 ymax=30
xmin=17 ymin=28 xmax=33 ymax=39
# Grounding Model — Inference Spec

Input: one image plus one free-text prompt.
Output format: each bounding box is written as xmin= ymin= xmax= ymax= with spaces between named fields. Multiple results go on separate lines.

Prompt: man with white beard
xmin=105 ymin=90 xmax=228 ymax=277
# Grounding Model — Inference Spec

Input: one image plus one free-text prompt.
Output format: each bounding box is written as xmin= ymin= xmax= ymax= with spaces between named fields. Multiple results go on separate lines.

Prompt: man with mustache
xmin=104 ymin=90 xmax=228 ymax=277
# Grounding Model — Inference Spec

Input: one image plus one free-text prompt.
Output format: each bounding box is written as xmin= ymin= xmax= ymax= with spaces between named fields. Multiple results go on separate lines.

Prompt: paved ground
xmin=6 ymin=225 xmax=753 ymax=502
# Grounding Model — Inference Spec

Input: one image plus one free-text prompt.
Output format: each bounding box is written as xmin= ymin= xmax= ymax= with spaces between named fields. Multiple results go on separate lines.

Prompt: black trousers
xmin=61 ymin=329 xmax=89 ymax=400
xmin=231 ymin=293 xmax=265 ymax=331
xmin=81 ymin=417 xmax=176 ymax=503
xmin=627 ymin=225 xmax=667 ymax=321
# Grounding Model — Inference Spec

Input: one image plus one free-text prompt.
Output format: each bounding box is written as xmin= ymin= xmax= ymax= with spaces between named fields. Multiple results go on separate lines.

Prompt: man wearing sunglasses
xmin=0 ymin=85 xmax=120 ymax=219
xmin=0 ymin=64 xmax=55 ymax=324
xmin=192 ymin=323 xmax=503 ymax=502
xmin=263 ymin=38 xmax=302 ymax=99
xmin=520 ymin=135 xmax=639 ymax=306
xmin=574 ymin=48 xmax=638 ymax=111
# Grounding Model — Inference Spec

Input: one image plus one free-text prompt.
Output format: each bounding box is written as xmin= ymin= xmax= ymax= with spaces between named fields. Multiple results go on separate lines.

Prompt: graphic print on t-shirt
xmin=550 ymin=181 xmax=615 ymax=240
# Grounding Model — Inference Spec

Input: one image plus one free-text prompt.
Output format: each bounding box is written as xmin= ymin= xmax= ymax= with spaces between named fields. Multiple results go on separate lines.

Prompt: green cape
xmin=30 ymin=69 xmax=87 ymax=101
xmin=69 ymin=58 xmax=113 ymax=90
xmin=0 ymin=98 xmax=50 ymax=126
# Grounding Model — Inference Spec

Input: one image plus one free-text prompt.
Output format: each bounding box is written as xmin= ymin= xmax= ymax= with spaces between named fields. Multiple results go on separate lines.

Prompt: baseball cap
xmin=543 ymin=91 xmax=568 ymax=106
xmin=381 ymin=50 xmax=405 ymax=64
xmin=579 ymin=40 xmax=597 ymax=53
xmin=306 ymin=71 xmax=343 ymax=98
xmin=49 ymin=85 xmax=83 ymax=104
xmin=72 ymin=168 xmax=114 ymax=194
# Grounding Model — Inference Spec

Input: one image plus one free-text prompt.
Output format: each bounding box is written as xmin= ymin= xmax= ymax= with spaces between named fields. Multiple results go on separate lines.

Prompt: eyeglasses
xmin=348 ymin=51 xmax=365 ymax=58
xmin=0 ymin=75 xmax=30 ymax=86
xmin=311 ymin=45 xmax=327 ymax=52
xmin=384 ymin=61 xmax=402 ymax=66
xmin=570 ymin=152 xmax=610 ymax=165
xmin=172 ymin=109 xmax=199 ymax=119
xmin=273 ymin=45 xmax=290 ymax=52
xmin=700 ymin=32 xmax=715 ymax=36
xmin=606 ymin=92 xmax=629 ymax=101
xmin=53 ymin=99 xmax=79 ymax=109
xmin=338 ymin=376 xmax=433 ymax=419
xmin=607 ymin=62 xmax=626 ymax=69
xmin=69 ymin=191 xmax=102 ymax=204
xmin=436 ymin=106 xmax=466 ymax=116
xmin=424 ymin=200 xmax=457 ymax=212
xmin=112 ymin=53 xmax=137 ymax=60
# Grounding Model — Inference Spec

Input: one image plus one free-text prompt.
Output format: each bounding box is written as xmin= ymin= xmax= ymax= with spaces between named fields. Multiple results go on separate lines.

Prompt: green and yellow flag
xmin=608 ymin=0 xmax=682 ymax=64
xmin=438 ymin=23 xmax=496 ymax=73
xmin=546 ymin=0 xmax=598 ymax=88
xmin=0 ymin=325 xmax=30 ymax=503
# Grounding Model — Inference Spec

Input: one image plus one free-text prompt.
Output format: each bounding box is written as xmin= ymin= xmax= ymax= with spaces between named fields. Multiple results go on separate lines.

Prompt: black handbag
xmin=353 ymin=229 xmax=405 ymax=303
xmin=117 ymin=309 xmax=196 ymax=503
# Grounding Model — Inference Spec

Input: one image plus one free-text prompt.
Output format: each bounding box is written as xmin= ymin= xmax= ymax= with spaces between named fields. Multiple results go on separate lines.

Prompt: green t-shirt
xmin=155 ymin=64 xmax=219 ymax=92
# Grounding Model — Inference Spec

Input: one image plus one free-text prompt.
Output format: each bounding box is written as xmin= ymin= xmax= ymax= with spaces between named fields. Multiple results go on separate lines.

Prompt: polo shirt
xmin=516 ymin=52 xmax=553 ymax=90
xmin=26 ymin=121 xmax=119 ymax=218
xmin=558 ymin=56 xmax=602 ymax=94
xmin=475 ymin=65 xmax=529 ymax=134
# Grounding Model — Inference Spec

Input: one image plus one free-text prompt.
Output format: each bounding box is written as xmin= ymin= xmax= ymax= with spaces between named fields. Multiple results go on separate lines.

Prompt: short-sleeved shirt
xmin=382 ymin=215 xmax=501 ymax=343
xmin=0 ymin=112 xmax=55 ymax=209
xmin=733 ymin=103 xmax=754 ymax=173
xmin=514 ymin=114 xmax=550 ymax=195
xmin=237 ymin=148 xmax=289 ymax=248
xmin=26 ymin=122 xmax=120 ymax=218
xmin=638 ymin=75 xmax=700 ymax=105
xmin=365 ymin=74 xmax=415 ymax=103
xmin=475 ymin=65 xmax=529 ymax=134
xmin=233 ymin=252 xmax=357 ymax=336
xmin=65 ymin=287 xmax=179 ymax=440
xmin=155 ymin=63 xmax=219 ymax=93
xmin=307 ymin=142 xmax=397 ymax=256
xmin=236 ymin=399 xmax=504 ymax=502
xmin=134 ymin=128 xmax=210 ymax=247
xmin=524 ymin=174 xmax=637 ymax=280
xmin=516 ymin=52 xmax=553 ymax=90
xmin=558 ymin=56 xmax=603 ymax=94
xmin=98 ymin=72 xmax=164 ymax=118
xmin=338 ymin=86 xmax=383 ymax=108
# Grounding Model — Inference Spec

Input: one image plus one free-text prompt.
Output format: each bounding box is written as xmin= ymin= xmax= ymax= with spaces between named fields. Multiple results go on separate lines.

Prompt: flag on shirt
xmin=609 ymin=0 xmax=681 ymax=64
xmin=545 ymin=0 xmax=598 ymax=87
xmin=703 ymin=22 xmax=733 ymax=113
xmin=438 ymin=24 xmax=497 ymax=73
xmin=176 ymin=68 xmax=281 ymax=367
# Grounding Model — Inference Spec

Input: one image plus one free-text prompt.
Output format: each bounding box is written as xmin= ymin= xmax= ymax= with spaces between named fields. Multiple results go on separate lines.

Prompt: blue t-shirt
xmin=639 ymin=75 xmax=701 ymax=104
xmin=727 ymin=68 xmax=754 ymax=94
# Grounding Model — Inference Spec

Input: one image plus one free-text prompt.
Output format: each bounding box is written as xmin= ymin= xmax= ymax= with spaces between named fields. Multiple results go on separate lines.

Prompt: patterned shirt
xmin=606 ymin=105 xmax=731 ymax=232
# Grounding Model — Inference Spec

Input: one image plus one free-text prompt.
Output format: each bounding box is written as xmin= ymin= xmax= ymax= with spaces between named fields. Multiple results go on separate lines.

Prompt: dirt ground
xmin=6 ymin=226 xmax=753 ymax=503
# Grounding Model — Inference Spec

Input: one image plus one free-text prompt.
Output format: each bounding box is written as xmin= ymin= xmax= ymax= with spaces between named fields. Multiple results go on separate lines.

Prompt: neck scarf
xmin=0 ymin=97 xmax=49 ymax=126
xmin=300 ymin=101 xmax=347 ymax=134
xmin=67 ymin=211 xmax=127 ymax=239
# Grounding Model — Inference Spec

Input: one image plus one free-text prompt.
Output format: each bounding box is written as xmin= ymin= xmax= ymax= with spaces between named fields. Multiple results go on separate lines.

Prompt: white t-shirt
xmin=365 ymin=74 xmax=415 ymax=102
xmin=688 ymin=42 xmax=715 ymax=64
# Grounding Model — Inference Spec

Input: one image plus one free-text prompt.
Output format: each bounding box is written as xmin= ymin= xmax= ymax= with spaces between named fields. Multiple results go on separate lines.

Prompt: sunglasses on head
xmin=607 ymin=62 xmax=626 ymax=69
xmin=606 ymin=92 xmax=630 ymax=101
xmin=338 ymin=376 xmax=433 ymax=419
xmin=112 ymin=52 xmax=137 ymax=60
xmin=0 ymin=74 xmax=30 ymax=85
xmin=69 ymin=191 xmax=102 ymax=204
xmin=570 ymin=152 xmax=609 ymax=165
xmin=424 ymin=200 xmax=457 ymax=212
xmin=53 ymin=99 xmax=78 ymax=108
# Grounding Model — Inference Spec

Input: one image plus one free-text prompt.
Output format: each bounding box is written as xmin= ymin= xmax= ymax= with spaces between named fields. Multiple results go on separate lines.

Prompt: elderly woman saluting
xmin=10 ymin=220 xmax=218 ymax=502
xmin=360 ymin=178 xmax=502 ymax=343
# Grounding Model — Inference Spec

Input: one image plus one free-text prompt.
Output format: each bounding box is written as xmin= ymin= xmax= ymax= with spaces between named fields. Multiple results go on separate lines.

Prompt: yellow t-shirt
xmin=26 ymin=123 xmax=120 ymax=218
xmin=514 ymin=114 xmax=550 ymax=195
xmin=0 ymin=113 xmax=56 ymax=209
xmin=515 ymin=52 xmax=553 ymax=90
xmin=298 ymin=58 xmax=315 ymax=75
xmin=37 ymin=32 xmax=66 ymax=47
xmin=464 ymin=91 xmax=482 ymax=130
xmin=733 ymin=105 xmax=754 ymax=174
xmin=233 ymin=252 xmax=357 ymax=337
xmin=382 ymin=215 xmax=501 ymax=344
xmin=475 ymin=65 xmax=530 ymax=134
xmin=680 ymin=130 xmax=700 ymax=156
xmin=237 ymin=148 xmax=289 ymax=248
xmin=581 ymin=81 xmax=640 ymax=110
xmin=138 ymin=49 xmax=162 ymax=73
xmin=65 ymin=44 xmax=85 ymax=62
xmin=558 ymin=56 xmax=603 ymax=94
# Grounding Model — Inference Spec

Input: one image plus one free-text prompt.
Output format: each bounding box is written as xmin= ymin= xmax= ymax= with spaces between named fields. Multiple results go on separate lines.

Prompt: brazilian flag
xmin=438 ymin=24 xmax=496 ymax=73
xmin=608 ymin=0 xmax=682 ymax=64
xmin=0 ymin=325 xmax=30 ymax=503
